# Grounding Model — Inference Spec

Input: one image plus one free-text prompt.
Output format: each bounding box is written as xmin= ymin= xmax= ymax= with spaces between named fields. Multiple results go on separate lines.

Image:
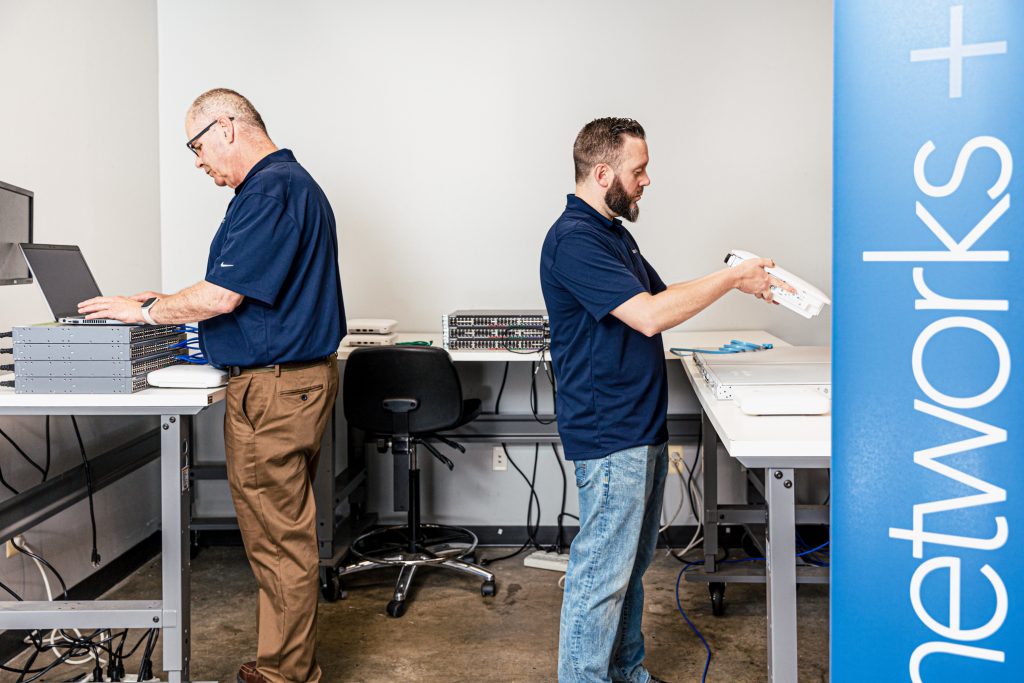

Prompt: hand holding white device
xmin=725 ymin=250 xmax=831 ymax=319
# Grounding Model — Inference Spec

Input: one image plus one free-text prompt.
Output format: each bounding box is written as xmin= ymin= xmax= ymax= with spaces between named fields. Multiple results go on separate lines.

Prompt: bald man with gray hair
xmin=80 ymin=88 xmax=346 ymax=683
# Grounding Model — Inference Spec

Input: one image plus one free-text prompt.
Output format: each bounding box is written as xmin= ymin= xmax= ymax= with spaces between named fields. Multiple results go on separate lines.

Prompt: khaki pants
xmin=224 ymin=358 xmax=339 ymax=683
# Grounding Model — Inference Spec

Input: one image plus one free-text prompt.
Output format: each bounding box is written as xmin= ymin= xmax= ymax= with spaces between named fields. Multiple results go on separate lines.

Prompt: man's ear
xmin=593 ymin=162 xmax=613 ymax=189
xmin=220 ymin=115 xmax=236 ymax=144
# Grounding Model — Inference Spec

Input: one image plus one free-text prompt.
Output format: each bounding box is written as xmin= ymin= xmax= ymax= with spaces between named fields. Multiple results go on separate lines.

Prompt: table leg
xmin=701 ymin=411 xmax=719 ymax=572
xmin=766 ymin=467 xmax=797 ymax=683
xmin=161 ymin=414 xmax=192 ymax=683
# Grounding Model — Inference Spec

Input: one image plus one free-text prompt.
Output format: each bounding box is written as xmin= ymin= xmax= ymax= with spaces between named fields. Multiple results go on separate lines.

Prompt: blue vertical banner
xmin=834 ymin=1 xmax=1023 ymax=681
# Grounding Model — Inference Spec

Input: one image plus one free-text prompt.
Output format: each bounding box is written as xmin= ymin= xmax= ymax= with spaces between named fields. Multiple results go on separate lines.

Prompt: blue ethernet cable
xmin=669 ymin=340 xmax=773 ymax=357
xmin=674 ymin=539 xmax=831 ymax=681
xmin=677 ymin=563 xmax=713 ymax=683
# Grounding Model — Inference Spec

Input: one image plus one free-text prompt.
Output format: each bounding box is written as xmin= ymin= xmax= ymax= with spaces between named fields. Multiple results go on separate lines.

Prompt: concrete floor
xmin=3 ymin=546 xmax=828 ymax=682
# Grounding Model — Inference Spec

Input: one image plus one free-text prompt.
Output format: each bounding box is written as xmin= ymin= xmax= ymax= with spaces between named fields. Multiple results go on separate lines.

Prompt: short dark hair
xmin=572 ymin=117 xmax=646 ymax=183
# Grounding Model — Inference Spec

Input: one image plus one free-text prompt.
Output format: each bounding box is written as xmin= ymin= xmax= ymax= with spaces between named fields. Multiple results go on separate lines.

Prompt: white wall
xmin=0 ymin=0 xmax=162 ymax=595
xmin=157 ymin=0 xmax=832 ymax=346
xmin=158 ymin=0 xmax=832 ymax=527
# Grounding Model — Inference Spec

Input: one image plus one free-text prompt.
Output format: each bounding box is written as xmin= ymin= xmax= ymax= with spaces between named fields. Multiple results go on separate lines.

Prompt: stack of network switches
xmin=11 ymin=323 xmax=185 ymax=394
xmin=442 ymin=309 xmax=550 ymax=351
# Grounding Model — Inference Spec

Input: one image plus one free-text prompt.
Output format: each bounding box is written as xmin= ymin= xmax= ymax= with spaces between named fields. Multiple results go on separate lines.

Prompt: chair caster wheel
xmin=320 ymin=573 xmax=345 ymax=602
xmin=709 ymin=582 xmax=726 ymax=617
xmin=386 ymin=599 xmax=407 ymax=618
xmin=481 ymin=580 xmax=497 ymax=597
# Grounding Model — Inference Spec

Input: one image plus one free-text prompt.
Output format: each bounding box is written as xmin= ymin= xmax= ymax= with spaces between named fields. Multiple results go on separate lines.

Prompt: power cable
xmin=69 ymin=417 xmax=101 ymax=566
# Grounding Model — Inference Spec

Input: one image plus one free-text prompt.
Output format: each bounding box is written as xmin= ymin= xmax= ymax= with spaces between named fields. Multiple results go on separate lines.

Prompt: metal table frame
xmin=0 ymin=388 xmax=224 ymax=683
xmin=678 ymin=348 xmax=830 ymax=683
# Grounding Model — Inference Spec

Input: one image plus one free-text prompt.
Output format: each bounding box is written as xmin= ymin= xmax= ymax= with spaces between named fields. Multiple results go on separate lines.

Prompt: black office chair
xmin=335 ymin=346 xmax=496 ymax=617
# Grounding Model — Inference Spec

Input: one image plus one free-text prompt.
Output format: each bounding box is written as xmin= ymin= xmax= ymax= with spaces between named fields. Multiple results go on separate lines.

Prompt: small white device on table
xmin=148 ymin=364 xmax=228 ymax=388
xmin=343 ymin=318 xmax=398 ymax=346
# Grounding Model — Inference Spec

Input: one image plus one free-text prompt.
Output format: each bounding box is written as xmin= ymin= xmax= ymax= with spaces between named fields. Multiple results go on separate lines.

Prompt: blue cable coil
xmin=669 ymin=339 xmax=773 ymax=357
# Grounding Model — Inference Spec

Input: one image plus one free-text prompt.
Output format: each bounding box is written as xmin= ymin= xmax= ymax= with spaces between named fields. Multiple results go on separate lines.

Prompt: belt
xmin=227 ymin=353 xmax=337 ymax=378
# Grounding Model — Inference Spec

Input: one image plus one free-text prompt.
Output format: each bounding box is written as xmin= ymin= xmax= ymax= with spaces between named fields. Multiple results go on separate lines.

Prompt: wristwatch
xmin=140 ymin=297 xmax=160 ymax=325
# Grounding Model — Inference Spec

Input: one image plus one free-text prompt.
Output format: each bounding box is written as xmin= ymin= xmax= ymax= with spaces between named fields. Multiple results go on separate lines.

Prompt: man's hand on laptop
xmin=77 ymin=296 xmax=146 ymax=324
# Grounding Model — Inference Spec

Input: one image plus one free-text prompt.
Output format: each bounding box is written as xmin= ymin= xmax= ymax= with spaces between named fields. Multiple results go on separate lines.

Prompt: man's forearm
xmin=149 ymin=281 xmax=242 ymax=325
xmin=651 ymin=269 xmax=739 ymax=330
xmin=613 ymin=268 xmax=739 ymax=337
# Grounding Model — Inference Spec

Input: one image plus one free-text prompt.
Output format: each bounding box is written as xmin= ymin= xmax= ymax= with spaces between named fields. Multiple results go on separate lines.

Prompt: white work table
xmin=0 ymin=385 xmax=225 ymax=683
xmin=0 ymin=386 xmax=225 ymax=414
xmin=679 ymin=353 xmax=830 ymax=469
xmin=337 ymin=329 xmax=787 ymax=363
xmin=677 ymin=337 xmax=830 ymax=683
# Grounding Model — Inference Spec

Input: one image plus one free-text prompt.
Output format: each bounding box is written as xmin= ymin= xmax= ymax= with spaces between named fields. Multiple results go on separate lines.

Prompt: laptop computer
xmin=19 ymin=243 xmax=132 ymax=325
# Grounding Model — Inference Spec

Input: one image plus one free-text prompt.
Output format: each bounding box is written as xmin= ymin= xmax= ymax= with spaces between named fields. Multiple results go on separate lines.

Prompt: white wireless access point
xmin=734 ymin=386 xmax=831 ymax=416
xmin=342 ymin=333 xmax=397 ymax=347
xmin=346 ymin=318 xmax=398 ymax=335
xmin=725 ymin=250 xmax=831 ymax=319
xmin=148 ymin=364 xmax=228 ymax=388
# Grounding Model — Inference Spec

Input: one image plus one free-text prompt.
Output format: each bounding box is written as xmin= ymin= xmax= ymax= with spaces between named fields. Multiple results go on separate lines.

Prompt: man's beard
xmin=605 ymin=174 xmax=640 ymax=222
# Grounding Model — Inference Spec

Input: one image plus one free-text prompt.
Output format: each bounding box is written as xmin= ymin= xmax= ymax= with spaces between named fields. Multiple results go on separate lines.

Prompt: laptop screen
xmin=19 ymin=244 xmax=102 ymax=319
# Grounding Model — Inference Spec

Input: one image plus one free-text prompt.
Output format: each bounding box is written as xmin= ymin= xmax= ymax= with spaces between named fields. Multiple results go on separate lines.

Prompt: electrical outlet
xmin=492 ymin=446 xmax=508 ymax=471
xmin=668 ymin=445 xmax=686 ymax=475
xmin=5 ymin=535 xmax=23 ymax=559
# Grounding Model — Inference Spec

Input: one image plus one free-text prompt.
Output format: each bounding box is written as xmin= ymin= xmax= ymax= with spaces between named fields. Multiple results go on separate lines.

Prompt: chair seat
xmin=455 ymin=398 xmax=482 ymax=429
xmin=412 ymin=398 xmax=480 ymax=436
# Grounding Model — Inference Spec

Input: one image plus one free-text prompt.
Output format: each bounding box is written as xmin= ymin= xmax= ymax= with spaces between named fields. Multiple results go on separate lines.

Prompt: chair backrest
xmin=343 ymin=346 xmax=464 ymax=435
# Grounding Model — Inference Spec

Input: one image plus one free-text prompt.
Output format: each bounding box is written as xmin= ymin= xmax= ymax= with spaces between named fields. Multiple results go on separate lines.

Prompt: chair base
xmin=336 ymin=523 xmax=497 ymax=617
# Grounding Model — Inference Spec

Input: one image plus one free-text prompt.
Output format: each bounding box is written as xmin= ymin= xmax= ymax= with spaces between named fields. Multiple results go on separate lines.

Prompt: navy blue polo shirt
xmin=199 ymin=149 xmax=345 ymax=367
xmin=540 ymin=194 xmax=669 ymax=461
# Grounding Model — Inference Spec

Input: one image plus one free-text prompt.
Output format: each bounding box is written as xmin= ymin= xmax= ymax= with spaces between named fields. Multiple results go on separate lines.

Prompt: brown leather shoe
xmin=237 ymin=661 xmax=267 ymax=683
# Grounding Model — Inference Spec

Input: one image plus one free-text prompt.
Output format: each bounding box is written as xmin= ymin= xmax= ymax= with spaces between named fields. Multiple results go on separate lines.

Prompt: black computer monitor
xmin=0 ymin=180 xmax=33 ymax=285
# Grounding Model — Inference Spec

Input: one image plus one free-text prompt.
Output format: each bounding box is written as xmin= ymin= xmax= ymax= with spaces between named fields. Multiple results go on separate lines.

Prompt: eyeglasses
xmin=186 ymin=116 xmax=234 ymax=156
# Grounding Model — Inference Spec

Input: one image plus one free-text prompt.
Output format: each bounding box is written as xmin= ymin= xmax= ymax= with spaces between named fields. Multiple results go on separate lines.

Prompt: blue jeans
xmin=558 ymin=443 xmax=668 ymax=683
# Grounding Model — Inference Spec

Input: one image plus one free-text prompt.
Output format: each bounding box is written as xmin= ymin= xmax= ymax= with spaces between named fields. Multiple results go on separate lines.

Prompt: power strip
xmin=523 ymin=550 xmax=569 ymax=573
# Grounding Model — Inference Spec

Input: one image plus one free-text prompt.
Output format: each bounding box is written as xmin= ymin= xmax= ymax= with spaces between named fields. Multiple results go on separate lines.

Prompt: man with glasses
xmin=79 ymin=88 xmax=345 ymax=683
xmin=540 ymin=118 xmax=785 ymax=682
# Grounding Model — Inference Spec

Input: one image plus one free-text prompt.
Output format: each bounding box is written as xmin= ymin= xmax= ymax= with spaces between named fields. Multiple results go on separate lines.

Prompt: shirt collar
xmin=235 ymin=148 xmax=297 ymax=195
xmin=565 ymin=194 xmax=623 ymax=232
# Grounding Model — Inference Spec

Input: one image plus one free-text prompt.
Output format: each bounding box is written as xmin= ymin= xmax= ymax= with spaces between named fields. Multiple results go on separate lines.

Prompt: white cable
xmin=659 ymin=447 xmax=688 ymax=534
xmin=19 ymin=537 xmax=105 ymax=667
xmin=672 ymin=444 xmax=705 ymax=561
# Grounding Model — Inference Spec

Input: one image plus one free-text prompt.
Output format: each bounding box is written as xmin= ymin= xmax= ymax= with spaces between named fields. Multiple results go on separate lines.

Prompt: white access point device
xmin=147 ymin=364 xmax=228 ymax=388
xmin=724 ymin=250 xmax=831 ymax=319
xmin=342 ymin=332 xmax=397 ymax=347
xmin=347 ymin=318 xmax=397 ymax=335
xmin=734 ymin=386 xmax=831 ymax=416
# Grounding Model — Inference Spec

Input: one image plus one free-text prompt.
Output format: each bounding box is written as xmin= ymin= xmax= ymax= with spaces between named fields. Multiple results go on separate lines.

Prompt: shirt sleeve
xmin=642 ymin=255 xmax=668 ymax=294
xmin=205 ymin=192 xmax=301 ymax=306
xmin=551 ymin=232 xmax=646 ymax=321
